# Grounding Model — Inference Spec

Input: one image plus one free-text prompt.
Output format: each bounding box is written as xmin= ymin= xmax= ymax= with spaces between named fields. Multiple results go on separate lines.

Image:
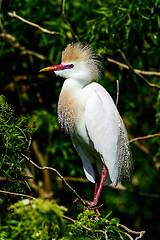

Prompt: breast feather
xmin=58 ymin=89 xmax=83 ymax=135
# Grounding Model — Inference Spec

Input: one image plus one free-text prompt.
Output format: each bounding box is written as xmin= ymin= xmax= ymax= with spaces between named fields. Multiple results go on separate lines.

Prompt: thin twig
xmin=20 ymin=50 xmax=46 ymax=60
xmin=116 ymin=80 xmax=119 ymax=106
xmin=107 ymin=57 xmax=160 ymax=76
xmin=0 ymin=189 xmax=36 ymax=200
xmin=57 ymin=176 xmax=89 ymax=183
xmin=135 ymin=231 xmax=146 ymax=240
xmin=129 ymin=133 xmax=160 ymax=143
xmin=95 ymin=230 xmax=108 ymax=240
xmin=8 ymin=11 xmax=65 ymax=39
xmin=64 ymin=215 xmax=144 ymax=240
xmin=99 ymin=53 xmax=160 ymax=77
xmin=0 ymin=0 xmax=5 ymax=32
xmin=63 ymin=215 xmax=108 ymax=239
xmin=112 ymin=34 xmax=160 ymax=90
xmin=0 ymin=32 xmax=46 ymax=60
xmin=111 ymin=183 xmax=160 ymax=199
xmin=63 ymin=215 xmax=75 ymax=222
xmin=125 ymin=232 xmax=133 ymax=240
xmin=88 ymin=203 xmax=104 ymax=210
xmin=117 ymin=223 xmax=145 ymax=240
xmin=22 ymin=154 xmax=85 ymax=205
xmin=57 ymin=176 xmax=160 ymax=199
xmin=62 ymin=0 xmax=79 ymax=42
xmin=23 ymin=155 xmax=106 ymax=207
xmin=13 ymin=74 xmax=45 ymax=82
xmin=82 ymin=225 xmax=108 ymax=240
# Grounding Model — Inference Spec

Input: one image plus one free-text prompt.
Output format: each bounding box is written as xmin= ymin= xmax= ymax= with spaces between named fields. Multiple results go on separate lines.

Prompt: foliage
xmin=0 ymin=95 xmax=33 ymax=205
xmin=71 ymin=210 xmax=127 ymax=240
xmin=0 ymin=198 xmax=67 ymax=240
xmin=0 ymin=199 xmax=138 ymax=240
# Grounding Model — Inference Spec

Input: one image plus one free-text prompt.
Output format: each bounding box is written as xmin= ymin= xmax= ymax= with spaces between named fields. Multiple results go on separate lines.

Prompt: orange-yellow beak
xmin=40 ymin=64 xmax=74 ymax=72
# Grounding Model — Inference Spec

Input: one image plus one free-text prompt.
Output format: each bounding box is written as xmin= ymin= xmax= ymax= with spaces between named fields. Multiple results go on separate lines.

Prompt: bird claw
xmin=73 ymin=198 xmax=97 ymax=207
xmin=83 ymin=200 xmax=97 ymax=207
xmin=84 ymin=201 xmax=101 ymax=217
xmin=73 ymin=198 xmax=102 ymax=217
xmin=73 ymin=198 xmax=79 ymax=203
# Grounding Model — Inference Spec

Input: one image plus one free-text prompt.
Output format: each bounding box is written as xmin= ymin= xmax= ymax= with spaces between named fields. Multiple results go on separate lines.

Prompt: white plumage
xmin=40 ymin=43 xmax=132 ymax=206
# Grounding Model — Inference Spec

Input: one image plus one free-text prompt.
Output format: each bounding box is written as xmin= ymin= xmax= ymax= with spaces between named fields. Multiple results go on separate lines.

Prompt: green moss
xmin=1 ymin=198 xmax=67 ymax=240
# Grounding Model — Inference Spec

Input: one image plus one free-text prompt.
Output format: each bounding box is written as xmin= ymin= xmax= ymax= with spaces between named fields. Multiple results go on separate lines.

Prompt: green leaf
xmin=110 ymin=217 xmax=120 ymax=224
xmin=105 ymin=210 xmax=112 ymax=219
xmin=0 ymin=95 xmax=5 ymax=105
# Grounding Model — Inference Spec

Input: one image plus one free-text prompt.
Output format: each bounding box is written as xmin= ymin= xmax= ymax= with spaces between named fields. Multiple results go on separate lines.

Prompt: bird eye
xmin=68 ymin=64 xmax=74 ymax=69
xmin=64 ymin=64 xmax=74 ymax=69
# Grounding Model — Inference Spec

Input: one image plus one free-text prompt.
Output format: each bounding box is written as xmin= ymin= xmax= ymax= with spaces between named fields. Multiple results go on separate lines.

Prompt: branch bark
xmin=62 ymin=0 xmax=79 ymax=42
xmin=8 ymin=11 xmax=65 ymax=38
xmin=117 ymin=223 xmax=145 ymax=240
xmin=0 ymin=189 xmax=36 ymax=200
xmin=129 ymin=133 xmax=160 ymax=143
xmin=112 ymin=35 xmax=160 ymax=90
xmin=63 ymin=214 xmax=145 ymax=240
xmin=22 ymin=154 xmax=85 ymax=205
xmin=0 ymin=32 xmax=46 ymax=60
xmin=31 ymin=140 xmax=53 ymax=199
xmin=116 ymin=80 xmax=119 ymax=106
xmin=106 ymin=57 xmax=160 ymax=76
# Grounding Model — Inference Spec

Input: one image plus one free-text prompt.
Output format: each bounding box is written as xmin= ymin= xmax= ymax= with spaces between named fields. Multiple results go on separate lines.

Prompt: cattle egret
xmin=40 ymin=43 xmax=132 ymax=207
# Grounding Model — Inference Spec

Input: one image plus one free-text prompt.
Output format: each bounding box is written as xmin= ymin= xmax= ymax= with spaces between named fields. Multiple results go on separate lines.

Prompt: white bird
xmin=40 ymin=43 xmax=132 ymax=207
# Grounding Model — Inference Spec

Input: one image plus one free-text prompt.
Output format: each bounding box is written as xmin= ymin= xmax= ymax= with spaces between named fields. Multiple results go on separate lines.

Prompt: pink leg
xmin=73 ymin=164 xmax=100 ymax=204
xmin=92 ymin=163 xmax=100 ymax=198
xmin=92 ymin=164 xmax=108 ymax=205
xmin=84 ymin=164 xmax=108 ymax=207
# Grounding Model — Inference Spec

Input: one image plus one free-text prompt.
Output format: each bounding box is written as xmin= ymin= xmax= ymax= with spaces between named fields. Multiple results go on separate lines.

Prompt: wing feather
xmin=84 ymin=83 xmax=132 ymax=186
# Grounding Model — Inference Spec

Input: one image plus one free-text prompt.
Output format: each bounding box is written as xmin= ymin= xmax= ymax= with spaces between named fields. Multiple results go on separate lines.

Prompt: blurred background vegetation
xmin=0 ymin=0 xmax=160 ymax=239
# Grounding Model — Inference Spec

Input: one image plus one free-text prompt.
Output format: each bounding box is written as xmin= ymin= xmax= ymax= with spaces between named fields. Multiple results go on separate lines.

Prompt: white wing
xmin=84 ymin=82 xmax=132 ymax=186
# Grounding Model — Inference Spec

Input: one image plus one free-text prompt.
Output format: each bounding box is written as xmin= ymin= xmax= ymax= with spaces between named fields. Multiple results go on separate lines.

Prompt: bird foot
xmin=83 ymin=200 xmax=98 ymax=208
xmin=73 ymin=198 xmax=101 ymax=216
xmin=73 ymin=198 xmax=97 ymax=207
xmin=84 ymin=201 xmax=101 ymax=217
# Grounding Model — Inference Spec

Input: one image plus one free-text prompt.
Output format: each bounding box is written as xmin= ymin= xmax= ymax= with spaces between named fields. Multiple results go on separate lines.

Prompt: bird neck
xmin=62 ymin=78 xmax=89 ymax=90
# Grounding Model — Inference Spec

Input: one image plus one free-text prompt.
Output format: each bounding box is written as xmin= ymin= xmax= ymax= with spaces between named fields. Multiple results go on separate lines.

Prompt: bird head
xmin=40 ymin=43 xmax=101 ymax=85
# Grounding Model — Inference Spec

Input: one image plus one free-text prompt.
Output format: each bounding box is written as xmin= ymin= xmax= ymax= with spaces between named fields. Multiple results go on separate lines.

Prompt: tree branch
xmin=129 ymin=133 xmax=160 ymax=143
xmin=63 ymin=214 xmax=145 ymax=240
xmin=56 ymin=176 xmax=160 ymax=199
xmin=0 ymin=32 xmax=46 ymax=60
xmin=64 ymin=215 xmax=109 ymax=239
xmin=20 ymin=50 xmax=46 ymax=60
xmin=107 ymin=57 xmax=160 ymax=77
xmin=62 ymin=0 xmax=79 ymax=42
xmin=0 ymin=189 xmax=36 ymax=200
xmin=8 ymin=11 xmax=65 ymax=39
xmin=0 ymin=0 xmax=5 ymax=33
xmin=112 ymin=35 xmax=160 ymax=90
xmin=22 ymin=154 xmax=85 ymax=205
xmin=117 ymin=223 xmax=145 ymax=240
xmin=116 ymin=80 xmax=119 ymax=106
xmin=31 ymin=140 xmax=53 ymax=198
